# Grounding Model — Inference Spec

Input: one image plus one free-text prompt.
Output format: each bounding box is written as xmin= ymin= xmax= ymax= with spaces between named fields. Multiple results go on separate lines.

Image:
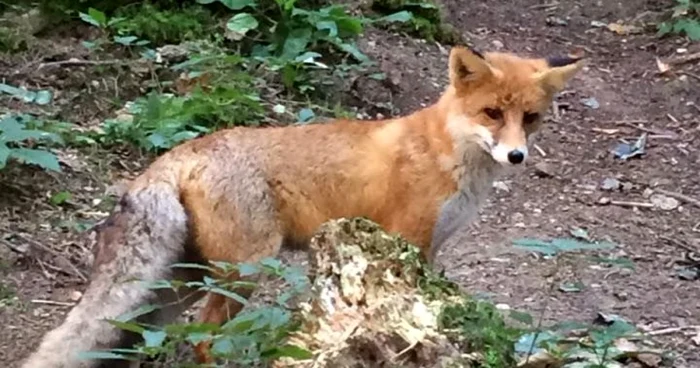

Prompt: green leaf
xmin=200 ymin=0 xmax=256 ymax=10
xmin=186 ymin=332 xmax=212 ymax=345
xmin=142 ymin=330 xmax=167 ymax=348
xmin=282 ymin=28 xmax=312 ymax=60
xmin=50 ymin=191 xmax=72 ymax=206
xmin=336 ymin=42 xmax=368 ymax=62
xmin=80 ymin=8 xmax=107 ymax=27
xmin=316 ymin=20 xmax=338 ymax=37
xmin=508 ymin=310 xmax=534 ymax=326
xmin=514 ymin=331 xmax=560 ymax=354
xmin=512 ymin=238 xmax=558 ymax=256
xmin=203 ymin=285 xmax=249 ymax=305
xmin=106 ymin=320 xmax=146 ymax=334
xmin=559 ymin=281 xmax=584 ymax=293
xmin=115 ymin=304 xmax=161 ymax=322
xmin=113 ymin=36 xmax=138 ymax=46
xmin=550 ymin=238 xmax=616 ymax=252
xmin=376 ymin=10 xmax=414 ymax=24
xmin=211 ymin=336 xmax=234 ymax=355
xmin=146 ymin=133 xmax=168 ymax=149
xmin=262 ymin=344 xmax=313 ymax=359
xmin=170 ymin=130 xmax=200 ymax=144
xmin=226 ymin=13 xmax=259 ymax=36
xmin=9 ymin=148 xmax=60 ymax=171
xmin=237 ymin=262 xmax=260 ymax=276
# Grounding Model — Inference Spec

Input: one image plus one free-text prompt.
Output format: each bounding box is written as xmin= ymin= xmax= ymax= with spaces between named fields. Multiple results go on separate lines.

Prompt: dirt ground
xmin=1 ymin=0 xmax=699 ymax=367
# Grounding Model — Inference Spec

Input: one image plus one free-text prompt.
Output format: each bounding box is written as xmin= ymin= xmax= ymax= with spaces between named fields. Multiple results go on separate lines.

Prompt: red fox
xmin=21 ymin=46 xmax=583 ymax=367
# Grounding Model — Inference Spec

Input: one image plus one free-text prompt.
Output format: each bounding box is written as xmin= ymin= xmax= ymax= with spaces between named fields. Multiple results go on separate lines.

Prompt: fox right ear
xmin=449 ymin=46 xmax=494 ymax=88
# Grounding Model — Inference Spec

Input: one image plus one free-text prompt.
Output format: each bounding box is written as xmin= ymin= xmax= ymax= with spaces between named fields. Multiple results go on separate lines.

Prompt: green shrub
xmin=658 ymin=0 xmax=700 ymax=40
xmin=112 ymin=2 xmax=217 ymax=45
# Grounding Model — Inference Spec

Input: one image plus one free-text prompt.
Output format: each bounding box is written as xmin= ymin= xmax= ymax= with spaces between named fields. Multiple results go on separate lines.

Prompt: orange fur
xmin=21 ymin=46 xmax=584 ymax=368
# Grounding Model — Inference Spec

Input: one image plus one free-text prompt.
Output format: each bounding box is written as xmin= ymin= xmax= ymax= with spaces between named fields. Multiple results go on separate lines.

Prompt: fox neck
xmin=412 ymin=91 xmax=503 ymax=197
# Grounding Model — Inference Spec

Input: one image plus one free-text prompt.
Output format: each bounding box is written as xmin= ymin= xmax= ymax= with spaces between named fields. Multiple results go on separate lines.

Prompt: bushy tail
xmin=22 ymin=182 xmax=190 ymax=368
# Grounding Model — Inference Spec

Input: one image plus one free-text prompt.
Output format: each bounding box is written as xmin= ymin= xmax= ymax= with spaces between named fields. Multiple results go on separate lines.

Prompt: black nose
xmin=507 ymin=150 xmax=525 ymax=164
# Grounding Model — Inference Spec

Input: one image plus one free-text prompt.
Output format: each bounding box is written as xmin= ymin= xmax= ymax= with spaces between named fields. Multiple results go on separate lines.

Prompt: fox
xmin=21 ymin=45 xmax=583 ymax=368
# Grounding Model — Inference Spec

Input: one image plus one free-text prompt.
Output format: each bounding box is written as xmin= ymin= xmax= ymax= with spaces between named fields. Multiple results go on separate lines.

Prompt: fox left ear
xmin=534 ymin=55 xmax=585 ymax=93
xmin=449 ymin=46 xmax=496 ymax=89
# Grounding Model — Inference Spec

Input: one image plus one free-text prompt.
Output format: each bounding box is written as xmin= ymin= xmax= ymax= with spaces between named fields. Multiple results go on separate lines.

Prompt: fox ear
xmin=535 ymin=55 xmax=585 ymax=92
xmin=449 ymin=46 xmax=494 ymax=88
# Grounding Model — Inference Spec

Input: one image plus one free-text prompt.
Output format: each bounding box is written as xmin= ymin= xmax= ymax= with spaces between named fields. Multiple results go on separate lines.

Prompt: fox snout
xmin=491 ymin=143 xmax=529 ymax=165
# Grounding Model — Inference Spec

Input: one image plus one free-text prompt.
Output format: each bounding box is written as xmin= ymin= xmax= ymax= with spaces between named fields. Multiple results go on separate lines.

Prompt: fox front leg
xmin=429 ymin=191 xmax=479 ymax=263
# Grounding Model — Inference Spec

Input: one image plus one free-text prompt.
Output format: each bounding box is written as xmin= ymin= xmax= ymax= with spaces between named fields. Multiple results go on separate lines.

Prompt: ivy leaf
xmin=142 ymin=330 xmax=167 ymax=348
xmin=79 ymin=8 xmax=107 ymax=27
xmin=226 ymin=13 xmax=259 ymax=36
xmin=282 ymin=28 xmax=312 ymax=60
xmin=262 ymin=344 xmax=313 ymax=359
xmin=376 ymin=10 xmax=414 ymax=24
xmin=316 ymin=20 xmax=338 ymax=37
xmin=9 ymin=148 xmax=60 ymax=172
xmin=199 ymin=0 xmax=256 ymax=10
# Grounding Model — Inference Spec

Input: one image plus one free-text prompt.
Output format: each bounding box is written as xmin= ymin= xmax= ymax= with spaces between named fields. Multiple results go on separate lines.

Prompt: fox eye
xmin=483 ymin=108 xmax=503 ymax=120
xmin=523 ymin=112 xmax=540 ymax=125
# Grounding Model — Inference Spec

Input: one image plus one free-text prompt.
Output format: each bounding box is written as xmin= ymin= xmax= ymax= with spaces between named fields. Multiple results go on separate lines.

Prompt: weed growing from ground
xmin=658 ymin=0 xmax=700 ymax=40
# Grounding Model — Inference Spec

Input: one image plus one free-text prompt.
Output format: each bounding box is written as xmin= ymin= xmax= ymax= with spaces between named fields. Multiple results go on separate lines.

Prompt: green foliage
xmin=112 ymin=2 xmax=216 ymax=45
xmin=370 ymin=0 xmax=463 ymax=44
xmin=81 ymin=258 xmax=311 ymax=366
xmin=0 ymin=114 xmax=63 ymax=171
xmin=658 ymin=0 xmax=700 ymax=40
xmin=440 ymin=300 xmax=521 ymax=368
xmin=69 ymin=0 xmax=412 ymax=150
xmin=100 ymin=54 xmax=264 ymax=152
xmin=0 ymin=27 xmax=29 ymax=53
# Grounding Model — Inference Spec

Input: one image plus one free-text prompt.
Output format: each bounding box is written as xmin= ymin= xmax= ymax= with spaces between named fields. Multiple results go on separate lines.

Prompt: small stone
xmin=70 ymin=290 xmax=83 ymax=301
xmin=492 ymin=181 xmax=510 ymax=192
xmin=601 ymin=177 xmax=620 ymax=191
xmin=533 ymin=162 xmax=554 ymax=177
xmin=650 ymin=194 xmax=679 ymax=211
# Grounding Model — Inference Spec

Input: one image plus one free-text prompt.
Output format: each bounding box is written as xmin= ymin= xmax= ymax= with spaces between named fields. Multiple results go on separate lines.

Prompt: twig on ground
xmin=12 ymin=233 xmax=87 ymax=282
xmin=669 ymin=52 xmax=700 ymax=66
xmin=647 ymin=325 xmax=700 ymax=336
xmin=30 ymin=299 xmax=76 ymax=307
xmin=599 ymin=199 xmax=655 ymax=208
xmin=533 ymin=144 xmax=547 ymax=157
xmin=654 ymin=188 xmax=700 ymax=209
xmin=658 ymin=234 xmax=699 ymax=254
xmin=615 ymin=121 xmax=678 ymax=137
xmin=37 ymin=58 xmax=129 ymax=70
xmin=678 ymin=71 xmax=700 ymax=83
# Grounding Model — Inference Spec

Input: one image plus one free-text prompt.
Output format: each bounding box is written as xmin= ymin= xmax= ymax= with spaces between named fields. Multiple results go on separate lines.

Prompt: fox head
xmin=441 ymin=46 xmax=584 ymax=165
